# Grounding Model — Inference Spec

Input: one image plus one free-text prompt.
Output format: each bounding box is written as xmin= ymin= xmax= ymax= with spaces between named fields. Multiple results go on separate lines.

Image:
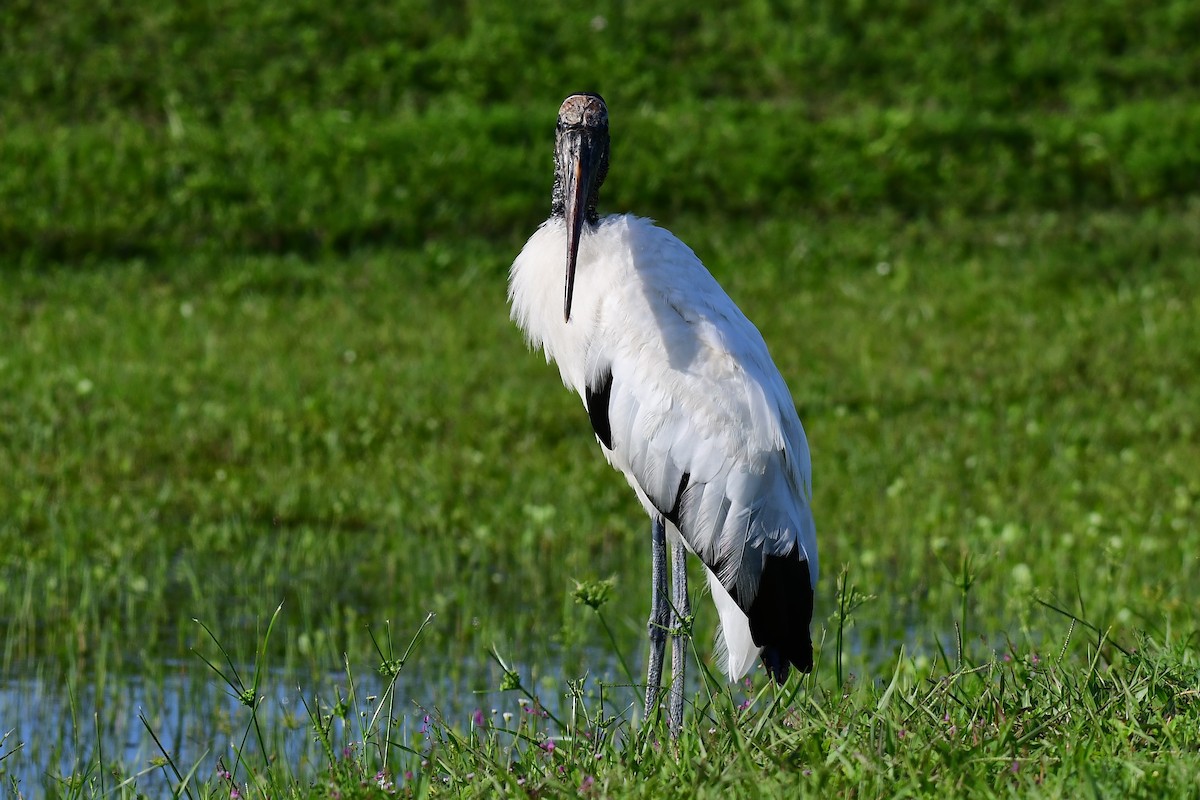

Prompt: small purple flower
xmin=419 ymin=714 xmax=430 ymax=734
xmin=580 ymin=775 xmax=595 ymax=792
xmin=230 ymin=788 xmax=241 ymax=800
xmin=1011 ymin=760 xmax=1020 ymax=774
xmin=374 ymin=769 xmax=397 ymax=792
xmin=542 ymin=739 xmax=556 ymax=754
xmin=738 ymin=698 xmax=752 ymax=711
xmin=404 ymin=771 xmax=414 ymax=781
xmin=898 ymin=729 xmax=907 ymax=739
xmin=1003 ymin=653 xmax=1012 ymax=663
xmin=473 ymin=708 xmax=486 ymax=727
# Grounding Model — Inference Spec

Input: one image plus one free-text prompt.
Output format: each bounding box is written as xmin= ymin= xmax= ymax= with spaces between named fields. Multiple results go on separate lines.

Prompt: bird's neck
xmin=550 ymin=179 xmax=601 ymax=225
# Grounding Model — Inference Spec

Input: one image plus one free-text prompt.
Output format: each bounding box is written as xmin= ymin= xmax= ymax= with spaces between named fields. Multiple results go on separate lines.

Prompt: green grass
xmin=2 ymin=0 xmax=1199 ymax=796
xmin=3 ymin=209 xmax=1198 ymax=796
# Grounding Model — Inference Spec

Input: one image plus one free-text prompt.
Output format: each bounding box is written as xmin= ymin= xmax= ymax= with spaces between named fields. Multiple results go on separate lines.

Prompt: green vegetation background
xmin=4 ymin=0 xmax=1199 ymax=261
xmin=2 ymin=1 xmax=1198 ymax=796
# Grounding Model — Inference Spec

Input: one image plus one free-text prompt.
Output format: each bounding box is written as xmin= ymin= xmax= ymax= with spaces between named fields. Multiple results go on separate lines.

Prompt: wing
xmin=588 ymin=311 xmax=817 ymax=598
xmin=577 ymin=219 xmax=818 ymax=675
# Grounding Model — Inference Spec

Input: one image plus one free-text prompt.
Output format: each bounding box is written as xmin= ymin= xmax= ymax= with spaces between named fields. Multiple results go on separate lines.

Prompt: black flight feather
xmin=585 ymin=368 xmax=614 ymax=450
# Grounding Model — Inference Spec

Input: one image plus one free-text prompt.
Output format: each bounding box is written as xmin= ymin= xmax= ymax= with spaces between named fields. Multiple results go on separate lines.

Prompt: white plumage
xmin=509 ymin=94 xmax=817 ymax=704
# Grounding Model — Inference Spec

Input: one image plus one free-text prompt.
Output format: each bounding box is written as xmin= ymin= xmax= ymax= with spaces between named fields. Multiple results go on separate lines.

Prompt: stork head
xmin=551 ymin=93 xmax=610 ymax=323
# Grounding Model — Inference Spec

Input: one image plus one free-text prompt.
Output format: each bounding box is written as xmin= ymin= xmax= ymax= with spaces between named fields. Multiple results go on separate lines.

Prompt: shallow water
xmin=0 ymin=648 xmax=640 ymax=797
xmin=0 ymin=621 xmax=976 ymax=797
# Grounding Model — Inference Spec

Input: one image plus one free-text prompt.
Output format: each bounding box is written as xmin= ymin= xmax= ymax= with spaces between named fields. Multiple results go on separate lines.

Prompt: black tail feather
xmin=749 ymin=550 xmax=814 ymax=683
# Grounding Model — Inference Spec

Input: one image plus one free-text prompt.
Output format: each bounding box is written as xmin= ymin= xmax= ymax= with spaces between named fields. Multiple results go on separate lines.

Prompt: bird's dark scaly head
xmin=551 ymin=93 xmax=610 ymax=323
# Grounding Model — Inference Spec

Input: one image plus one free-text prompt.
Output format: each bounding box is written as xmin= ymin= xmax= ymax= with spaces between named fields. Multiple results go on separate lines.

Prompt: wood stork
xmin=508 ymin=93 xmax=818 ymax=730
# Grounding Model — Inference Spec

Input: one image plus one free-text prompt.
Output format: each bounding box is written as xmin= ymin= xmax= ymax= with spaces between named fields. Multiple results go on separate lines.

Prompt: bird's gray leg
xmin=645 ymin=516 xmax=669 ymax=719
xmin=668 ymin=534 xmax=690 ymax=734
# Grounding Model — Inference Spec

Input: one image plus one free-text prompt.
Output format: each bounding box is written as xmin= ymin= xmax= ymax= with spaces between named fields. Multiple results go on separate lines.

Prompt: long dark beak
xmin=562 ymin=129 xmax=602 ymax=323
